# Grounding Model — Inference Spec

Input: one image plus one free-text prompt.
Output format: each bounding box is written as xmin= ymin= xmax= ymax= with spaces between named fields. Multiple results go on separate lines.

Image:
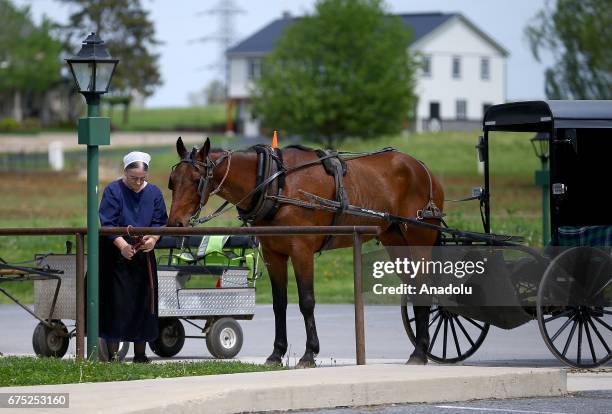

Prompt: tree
xmin=58 ymin=0 xmax=162 ymax=98
xmin=525 ymin=0 xmax=612 ymax=99
xmin=252 ymin=0 xmax=417 ymax=148
xmin=187 ymin=79 xmax=226 ymax=106
xmin=0 ymin=0 xmax=63 ymax=121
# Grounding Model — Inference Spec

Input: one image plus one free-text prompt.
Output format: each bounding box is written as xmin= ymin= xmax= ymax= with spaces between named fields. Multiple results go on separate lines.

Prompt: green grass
xmin=105 ymin=105 xmax=226 ymax=132
xmin=0 ymin=131 xmax=546 ymax=305
xmin=0 ymin=356 xmax=283 ymax=387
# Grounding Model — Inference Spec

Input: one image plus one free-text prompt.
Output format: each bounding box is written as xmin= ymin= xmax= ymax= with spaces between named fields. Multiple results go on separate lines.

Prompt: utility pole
xmin=196 ymin=0 xmax=244 ymax=134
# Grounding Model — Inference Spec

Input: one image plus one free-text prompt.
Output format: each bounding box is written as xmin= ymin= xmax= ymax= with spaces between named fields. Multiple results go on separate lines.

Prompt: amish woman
xmin=99 ymin=151 xmax=168 ymax=363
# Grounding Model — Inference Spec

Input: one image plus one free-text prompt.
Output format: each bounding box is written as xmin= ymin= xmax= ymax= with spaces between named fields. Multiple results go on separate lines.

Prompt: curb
xmin=0 ymin=364 xmax=566 ymax=413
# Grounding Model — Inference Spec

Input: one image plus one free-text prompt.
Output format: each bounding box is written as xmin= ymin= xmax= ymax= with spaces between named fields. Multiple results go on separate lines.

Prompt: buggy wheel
xmin=98 ymin=339 xmax=130 ymax=362
xmin=537 ymin=247 xmax=612 ymax=368
xmin=149 ymin=318 xmax=185 ymax=358
xmin=206 ymin=318 xmax=243 ymax=359
xmin=32 ymin=320 xmax=69 ymax=358
xmin=401 ymin=304 xmax=489 ymax=363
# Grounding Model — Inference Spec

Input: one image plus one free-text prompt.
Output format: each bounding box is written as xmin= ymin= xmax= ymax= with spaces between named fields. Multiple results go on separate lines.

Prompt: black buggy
xmin=401 ymin=100 xmax=612 ymax=368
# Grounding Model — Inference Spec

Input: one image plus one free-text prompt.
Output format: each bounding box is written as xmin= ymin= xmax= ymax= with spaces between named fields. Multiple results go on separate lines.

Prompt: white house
xmin=226 ymin=12 xmax=508 ymax=136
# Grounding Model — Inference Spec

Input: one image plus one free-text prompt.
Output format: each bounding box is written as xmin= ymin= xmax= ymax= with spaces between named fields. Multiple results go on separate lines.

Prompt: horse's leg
xmin=381 ymin=224 xmax=432 ymax=365
xmin=290 ymin=251 xmax=319 ymax=368
xmin=406 ymin=306 xmax=430 ymax=365
xmin=263 ymin=246 xmax=289 ymax=366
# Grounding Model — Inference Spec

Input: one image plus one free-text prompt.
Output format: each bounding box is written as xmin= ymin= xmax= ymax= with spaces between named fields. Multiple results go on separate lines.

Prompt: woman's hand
xmin=140 ymin=235 xmax=159 ymax=252
xmin=120 ymin=244 xmax=136 ymax=260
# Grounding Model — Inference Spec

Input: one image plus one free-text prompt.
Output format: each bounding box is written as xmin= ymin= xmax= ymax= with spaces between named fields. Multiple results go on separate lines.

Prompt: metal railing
xmin=0 ymin=225 xmax=379 ymax=364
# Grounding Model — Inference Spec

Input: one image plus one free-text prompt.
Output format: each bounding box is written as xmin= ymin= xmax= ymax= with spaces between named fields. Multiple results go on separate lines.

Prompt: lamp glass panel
xmin=71 ymin=62 xmax=94 ymax=92
xmin=94 ymin=61 xmax=116 ymax=92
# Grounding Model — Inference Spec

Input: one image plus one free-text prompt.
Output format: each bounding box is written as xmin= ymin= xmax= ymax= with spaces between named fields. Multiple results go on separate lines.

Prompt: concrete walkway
xmin=0 ymin=364 xmax=566 ymax=413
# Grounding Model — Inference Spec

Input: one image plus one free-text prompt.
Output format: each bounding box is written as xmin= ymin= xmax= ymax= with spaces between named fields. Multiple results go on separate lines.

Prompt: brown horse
xmin=167 ymin=137 xmax=444 ymax=367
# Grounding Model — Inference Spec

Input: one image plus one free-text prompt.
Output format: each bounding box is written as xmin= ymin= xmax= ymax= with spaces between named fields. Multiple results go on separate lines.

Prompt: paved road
xmin=0 ymin=303 xmax=578 ymax=365
xmin=301 ymin=390 xmax=612 ymax=414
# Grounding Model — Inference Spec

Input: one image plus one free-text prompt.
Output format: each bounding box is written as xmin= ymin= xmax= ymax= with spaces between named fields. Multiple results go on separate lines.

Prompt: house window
xmin=483 ymin=103 xmax=492 ymax=116
xmin=452 ymin=56 xmax=461 ymax=79
xmin=248 ymin=58 xmax=262 ymax=80
xmin=456 ymin=99 xmax=467 ymax=120
xmin=422 ymin=55 xmax=431 ymax=77
xmin=480 ymin=57 xmax=490 ymax=80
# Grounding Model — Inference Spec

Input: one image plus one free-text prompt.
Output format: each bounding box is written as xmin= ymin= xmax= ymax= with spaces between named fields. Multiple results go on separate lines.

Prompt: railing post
xmin=352 ymin=231 xmax=365 ymax=365
xmin=75 ymin=232 xmax=85 ymax=361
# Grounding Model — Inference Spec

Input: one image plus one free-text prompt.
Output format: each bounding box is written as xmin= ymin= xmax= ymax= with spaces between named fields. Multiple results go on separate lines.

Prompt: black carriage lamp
xmin=530 ymin=132 xmax=550 ymax=246
xmin=66 ymin=32 xmax=118 ymax=105
xmin=66 ymin=32 xmax=118 ymax=361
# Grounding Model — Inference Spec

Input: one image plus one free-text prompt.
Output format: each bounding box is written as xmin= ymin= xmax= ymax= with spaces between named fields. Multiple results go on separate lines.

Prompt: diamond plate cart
xmin=150 ymin=234 xmax=261 ymax=359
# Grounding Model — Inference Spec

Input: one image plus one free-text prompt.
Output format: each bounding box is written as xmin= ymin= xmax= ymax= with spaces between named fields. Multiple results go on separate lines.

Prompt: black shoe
xmin=133 ymin=354 xmax=151 ymax=364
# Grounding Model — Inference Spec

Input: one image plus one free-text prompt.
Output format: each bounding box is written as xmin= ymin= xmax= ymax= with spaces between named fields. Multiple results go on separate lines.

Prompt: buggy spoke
xmin=593 ymin=316 xmax=612 ymax=332
xmin=562 ymin=319 xmax=578 ymax=357
xmin=586 ymin=316 xmax=611 ymax=354
xmin=463 ymin=316 xmax=485 ymax=331
xmin=577 ymin=320 xmax=583 ymax=365
xmin=449 ymin=317 xmax=461 ymax=357
xmin=545 ymin=309 xmax=573 ymax=323
xmin=601 ymin=309 xmax=612 ymax=315
xmin=429 ymin=317 xmax=443 ymax=353
xmin=443 ymin=317 xmax=448 ymax=359
xmin=453 ymin=315 xmax=475 ymax=347
xmin=428 ymin=311 xmax=441 ymax=328
xmin=583 ymin=317 xmax=597 ymax=363
xmin=549 ymin=313 xmax=576 ymax=342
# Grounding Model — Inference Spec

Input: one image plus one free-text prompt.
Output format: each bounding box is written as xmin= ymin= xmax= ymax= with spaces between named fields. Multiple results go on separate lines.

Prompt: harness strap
xmin=415 ymin=160 xmax=444 ymax=220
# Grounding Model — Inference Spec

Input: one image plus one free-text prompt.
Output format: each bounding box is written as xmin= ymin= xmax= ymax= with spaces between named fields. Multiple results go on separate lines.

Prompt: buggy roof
xmin=483 ymin=100 xmax=612 ymax=131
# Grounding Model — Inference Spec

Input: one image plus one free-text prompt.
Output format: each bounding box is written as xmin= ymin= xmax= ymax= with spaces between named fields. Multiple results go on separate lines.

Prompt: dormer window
xmin=422 ymin=55 xmax=431 ymax=77
xmin=480 ymin=57 xmax=490 ymax=80
xmin=452 ymin=56 xmax=461 ymax=79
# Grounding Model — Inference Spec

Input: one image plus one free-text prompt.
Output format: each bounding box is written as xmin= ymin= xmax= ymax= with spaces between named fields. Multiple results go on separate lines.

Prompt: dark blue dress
xmin=98 ymin=180 xmax=168 ymax=342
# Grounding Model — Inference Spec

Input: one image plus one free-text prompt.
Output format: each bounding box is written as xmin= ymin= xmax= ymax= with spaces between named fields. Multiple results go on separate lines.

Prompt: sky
xmin=16 ymin=0 xmax=554 ymax=108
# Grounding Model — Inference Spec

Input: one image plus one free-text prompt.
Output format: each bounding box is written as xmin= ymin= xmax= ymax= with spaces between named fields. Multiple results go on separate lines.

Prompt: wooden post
xmin=226 ymin=99 xmax=234 ymax=134
xmin=75 ymin=232 xmax=85 ymax=361
xmin=353 ymin=231 xmax=365 ymax=365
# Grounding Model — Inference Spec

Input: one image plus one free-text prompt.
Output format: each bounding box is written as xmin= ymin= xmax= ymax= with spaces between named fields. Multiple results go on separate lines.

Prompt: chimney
xmin=282 ymin=10 xmax=291 ymax=19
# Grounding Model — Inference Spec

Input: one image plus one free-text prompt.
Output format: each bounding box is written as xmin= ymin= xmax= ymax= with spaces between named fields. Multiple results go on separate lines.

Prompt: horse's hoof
xmin=295 ymin=358 xmax=316 ymax=369
xmin=405 ymin=355 xmax=428 ymax=365
xmin=265 ymin=356 xmax=283 ymax=366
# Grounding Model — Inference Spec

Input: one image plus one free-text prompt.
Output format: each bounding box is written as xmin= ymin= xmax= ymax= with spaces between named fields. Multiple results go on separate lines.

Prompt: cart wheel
xmin=401 ymin=305 xmax=489 ymax=363
xmin=32 ymin=320 xmax=69 ymax=358
xmin=206 ymin=318 xmax=243 ymax=359
xmin=149 ymin=318 xmax=185 ymax=357
xmin=98 ymin=338 xmax=130 ymax=362
xmin=537 ymin=247 xmax=612 ymax=368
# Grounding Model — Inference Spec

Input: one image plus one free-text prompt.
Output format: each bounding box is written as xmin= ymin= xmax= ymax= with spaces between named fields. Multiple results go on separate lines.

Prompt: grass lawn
xmin=0 ymin=356 xmax=282 ymax=387
xmin=105 ymin=104 xmax=226 ymax=132
xmin=0 ymin=130 xmax=545 ymax=305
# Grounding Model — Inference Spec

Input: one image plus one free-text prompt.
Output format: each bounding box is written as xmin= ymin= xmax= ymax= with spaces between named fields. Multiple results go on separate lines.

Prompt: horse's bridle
xmin=168 ymin=150 xmax=232 ymax=226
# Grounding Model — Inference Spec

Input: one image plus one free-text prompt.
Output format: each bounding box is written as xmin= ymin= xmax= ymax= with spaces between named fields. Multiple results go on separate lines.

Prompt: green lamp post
xmin=66 ymin=33 xmax=118 ymax=360
xmin=531 ymin=132 xmax=550 ymax=246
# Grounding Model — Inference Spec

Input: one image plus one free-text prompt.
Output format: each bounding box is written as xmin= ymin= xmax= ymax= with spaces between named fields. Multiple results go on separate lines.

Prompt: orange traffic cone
xmin=271 ymin=129 xmax=278 ymax=149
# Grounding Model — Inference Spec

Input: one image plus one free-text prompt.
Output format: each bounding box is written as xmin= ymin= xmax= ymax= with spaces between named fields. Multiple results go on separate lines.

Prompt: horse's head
xmin=167 ymin=137 xmax=212 ymax=227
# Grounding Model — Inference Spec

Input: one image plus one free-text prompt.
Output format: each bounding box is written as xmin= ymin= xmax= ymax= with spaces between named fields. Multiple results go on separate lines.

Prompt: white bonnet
xmin=123 ymin=151 xmax=151 ymax=169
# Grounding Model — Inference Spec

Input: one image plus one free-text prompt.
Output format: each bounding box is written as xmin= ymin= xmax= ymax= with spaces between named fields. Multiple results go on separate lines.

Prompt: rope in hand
xmin=126 ymin=225 xmax=154 ymax=314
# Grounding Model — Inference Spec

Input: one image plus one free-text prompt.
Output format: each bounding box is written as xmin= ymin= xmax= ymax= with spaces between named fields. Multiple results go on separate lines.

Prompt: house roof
xmin=226 ymin=12 xmax=459 ymax=56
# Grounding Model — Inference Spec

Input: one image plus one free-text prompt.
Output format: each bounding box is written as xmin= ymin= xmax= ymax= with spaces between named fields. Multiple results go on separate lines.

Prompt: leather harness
xmin=172 ymin=144 xmax=444 ymax=252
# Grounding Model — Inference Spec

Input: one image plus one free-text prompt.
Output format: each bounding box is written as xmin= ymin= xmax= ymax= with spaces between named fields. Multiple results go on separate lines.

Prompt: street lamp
xmin=66 ymin=33 xmax=118 ymax=361
xmin=530 ymin=132 xmax=550 ymax=246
